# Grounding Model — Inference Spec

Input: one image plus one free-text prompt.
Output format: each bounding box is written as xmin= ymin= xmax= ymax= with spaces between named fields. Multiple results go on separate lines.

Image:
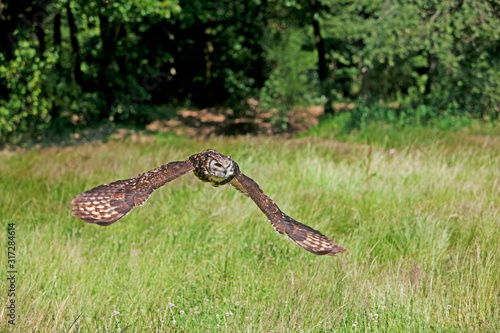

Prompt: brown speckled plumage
xmin=71 ymin=149 xmax=347 ymax=256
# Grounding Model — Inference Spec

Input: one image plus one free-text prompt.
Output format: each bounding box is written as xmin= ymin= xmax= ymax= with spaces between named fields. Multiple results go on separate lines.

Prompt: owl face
xmin=190 ymin=149 xmax=239 ymax=186
xmin=207 ymin=155 xmax=235 ymax=180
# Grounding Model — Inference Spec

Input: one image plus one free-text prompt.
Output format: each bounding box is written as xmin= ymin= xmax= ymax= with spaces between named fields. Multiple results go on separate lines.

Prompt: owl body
xmin=72 ymin=149 xmax=347 ymax=256
xmin=189 ymin=149 xmax=238 ymax=187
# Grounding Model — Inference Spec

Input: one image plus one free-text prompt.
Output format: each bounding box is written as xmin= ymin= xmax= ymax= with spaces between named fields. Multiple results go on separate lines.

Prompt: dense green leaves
xmin=0 ymin=41 xmax=54 ymax=142
xmin=1 ymin=0 xmax=499 ymax=145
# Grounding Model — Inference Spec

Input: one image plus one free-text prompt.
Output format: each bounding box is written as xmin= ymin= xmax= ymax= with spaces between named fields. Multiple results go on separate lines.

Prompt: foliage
xmin=1 ymin=0 xmax=500 ymax=145
xmin=0 ymin=41 xmax=53 ymax=144
xmin=259 ymin=28 xmax=324 ymax=131
xmin=359 ymin=0 xmax=500 ymax=118
xmin=259 ymin=29 xmax=322 ymax=110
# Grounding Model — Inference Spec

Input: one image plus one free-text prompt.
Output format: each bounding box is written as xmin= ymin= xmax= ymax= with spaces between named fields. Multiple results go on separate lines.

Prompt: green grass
xmin=302 ymin=112 xmax=500 ymax=149
xmin=1 ymin=127 xmax=499 ymax=332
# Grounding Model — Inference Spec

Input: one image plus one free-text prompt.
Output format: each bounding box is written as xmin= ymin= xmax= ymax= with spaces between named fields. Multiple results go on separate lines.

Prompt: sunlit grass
xmin=1 ymin=128 xmax=499 ymax=332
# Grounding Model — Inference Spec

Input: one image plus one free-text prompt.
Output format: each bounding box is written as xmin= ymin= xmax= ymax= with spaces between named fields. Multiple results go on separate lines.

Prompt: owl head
xmin=207 ymin=152 xmax=235 ymax=178
xmin=190 ymin=149 xmax=239 ymax=186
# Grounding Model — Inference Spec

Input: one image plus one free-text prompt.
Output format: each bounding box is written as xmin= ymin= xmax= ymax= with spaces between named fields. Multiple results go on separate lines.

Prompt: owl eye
xmin=214 ymin=162 xmax=222 ymax=168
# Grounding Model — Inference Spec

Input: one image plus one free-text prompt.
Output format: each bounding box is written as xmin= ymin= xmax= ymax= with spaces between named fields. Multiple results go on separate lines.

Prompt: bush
xmin=0 ymin=41 xmax=55 ymax=145
xmin=259 ymin=29 xmax=324 ymax=130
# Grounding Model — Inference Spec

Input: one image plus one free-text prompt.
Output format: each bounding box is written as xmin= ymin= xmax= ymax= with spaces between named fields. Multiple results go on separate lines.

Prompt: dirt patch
xmin=145 ymin=100 xmax=347 ymax=137
xmin=466 ymin=135 xmax=500 ymax=149
xmin=147 ymin=106 xmax=271 ymax=136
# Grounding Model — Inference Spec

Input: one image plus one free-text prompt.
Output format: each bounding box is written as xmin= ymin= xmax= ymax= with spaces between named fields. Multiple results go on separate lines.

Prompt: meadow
xmin=1 ymin=124 xmax=499 ymax=332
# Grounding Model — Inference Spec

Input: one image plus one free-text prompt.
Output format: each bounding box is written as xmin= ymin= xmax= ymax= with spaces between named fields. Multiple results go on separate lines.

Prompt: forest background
xmin=1 ymin=0 xmax=499 ymax=146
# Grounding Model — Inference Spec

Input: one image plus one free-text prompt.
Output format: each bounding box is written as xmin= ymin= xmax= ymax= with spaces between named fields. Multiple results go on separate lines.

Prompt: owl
xmin=71 ymin=149 xmax=347 ymax=256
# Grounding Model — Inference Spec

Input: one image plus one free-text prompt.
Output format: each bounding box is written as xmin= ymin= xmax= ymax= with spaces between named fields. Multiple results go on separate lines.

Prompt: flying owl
xmin=71 ymin=149 xmax=347 ymax=256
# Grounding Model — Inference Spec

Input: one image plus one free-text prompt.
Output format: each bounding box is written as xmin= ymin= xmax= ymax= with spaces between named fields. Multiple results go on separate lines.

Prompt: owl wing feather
xmin=71 ymin=161 xmax=194 ymax=226
xmin=230 ymin=173 xmax=347 ymax=256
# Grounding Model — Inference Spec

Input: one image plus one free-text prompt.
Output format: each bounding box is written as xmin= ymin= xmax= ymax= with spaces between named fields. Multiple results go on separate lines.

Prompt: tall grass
xmin=1 ymin=128 xmax=499 ymax=332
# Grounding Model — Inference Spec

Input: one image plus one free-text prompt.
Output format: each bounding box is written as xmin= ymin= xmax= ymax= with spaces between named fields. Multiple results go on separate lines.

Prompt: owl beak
xmin=224 ymin=167 xmax=234 ymax=177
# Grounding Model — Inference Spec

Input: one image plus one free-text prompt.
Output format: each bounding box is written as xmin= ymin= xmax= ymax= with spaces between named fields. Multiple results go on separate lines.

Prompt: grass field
xmin=1 ymin=125 xmax=499 ymax=332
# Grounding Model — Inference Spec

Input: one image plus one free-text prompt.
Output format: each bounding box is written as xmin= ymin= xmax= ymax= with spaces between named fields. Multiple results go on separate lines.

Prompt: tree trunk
xmin=54 ymin=13 xmax=62 ymax=47
xmin=310 ymin=0 xmax=327 ymax=81
xmin=32 ymin=3 xmax=47 ymax=59
xmin=204 ymin=27 xmax=214 ymax=105
xmin=309 ymin=0 xmax=333 ymax=114
xmin=34 ymin=21 xmax=46 ymax=59
xmin=66 ymin=3 xmax=84 ymax=87
xmin=424 ymin=51 xmax=436 ymax=95
xmin=98 ymin=13 xmax=121 ymax=115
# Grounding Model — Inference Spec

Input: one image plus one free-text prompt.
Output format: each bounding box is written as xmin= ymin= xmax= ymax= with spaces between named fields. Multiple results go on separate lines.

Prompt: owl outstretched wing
xmin=230 ymin=173 xmax=347 ymax=256
xmin=71 ymin=161 xmax=194 ymax=226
